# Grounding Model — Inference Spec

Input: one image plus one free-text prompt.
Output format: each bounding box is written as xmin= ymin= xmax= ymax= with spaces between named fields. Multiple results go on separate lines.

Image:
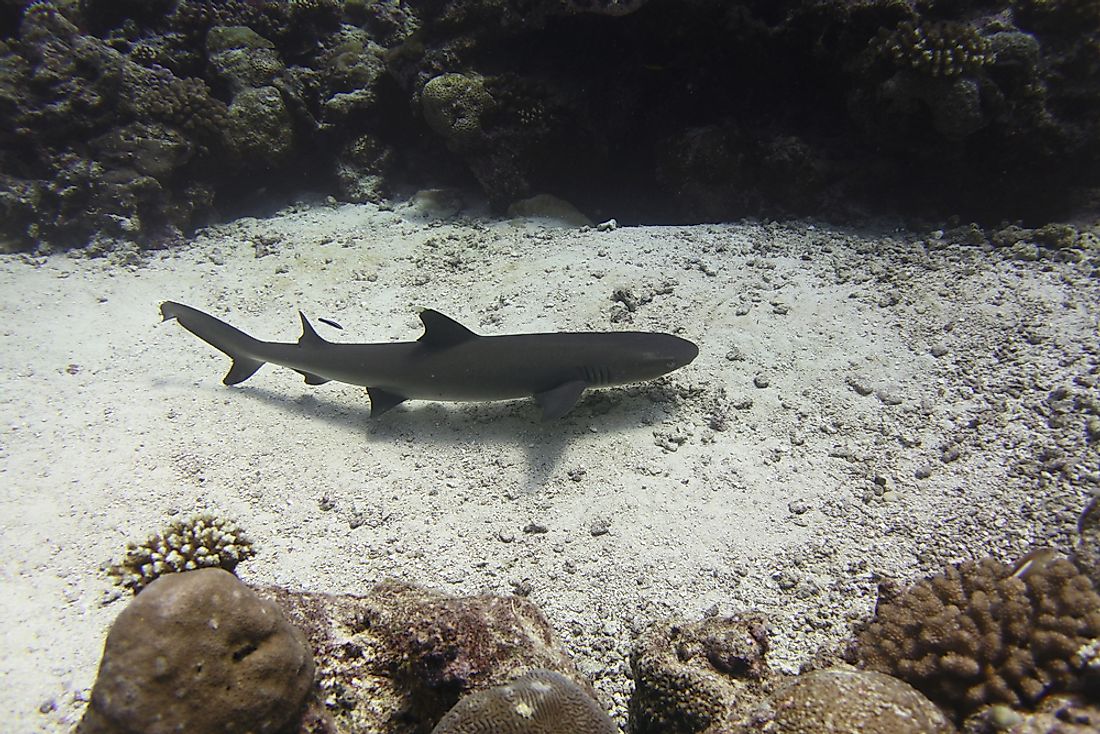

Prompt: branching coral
xmin=107 ymin=513 xmax=255 ymax=593
xmin=122 ymin=64 xmax=228 ymax=142
xmin=857 ymin=552 xmax=1100 ymax=718
xmin=879 ymin=20 xmax=991 ymax=78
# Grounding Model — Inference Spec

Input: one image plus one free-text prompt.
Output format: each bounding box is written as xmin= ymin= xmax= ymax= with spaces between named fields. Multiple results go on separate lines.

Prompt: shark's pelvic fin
xmin=295 ymin=370 xmax=331 ymax=385
xmin=535 ymin=380 xmax=588 ymax=420
xmin=367 ymin=387 xmax=408 ymax=417
xmin=418 ymin=310 xmax=478 ymax=348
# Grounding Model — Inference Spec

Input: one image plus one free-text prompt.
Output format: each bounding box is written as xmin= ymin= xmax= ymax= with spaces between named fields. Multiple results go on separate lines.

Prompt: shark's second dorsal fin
xmin=418 ymin=309 xmax=478 ymax=348
xmin=298 ymin=312 xmax=327 ymax=347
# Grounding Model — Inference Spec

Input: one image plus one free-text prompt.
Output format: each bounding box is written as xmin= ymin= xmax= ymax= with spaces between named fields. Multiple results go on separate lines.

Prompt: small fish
xmin=1009 ymin=547 xmax=1059 ymax=580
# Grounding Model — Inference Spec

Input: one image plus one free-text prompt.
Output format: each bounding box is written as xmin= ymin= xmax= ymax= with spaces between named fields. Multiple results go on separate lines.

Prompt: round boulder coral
xmin=421 ymin=73 xmax=494 ymax=151
xmin=857 ymin=553 xmax=1100 ymax=718
xmin=78 ymin=568 xmax=314 ymax=734
xmin=765 ymin=667 xmax=955 ymax=734
xmin=431 ymin=668 xmax=615 ymax=734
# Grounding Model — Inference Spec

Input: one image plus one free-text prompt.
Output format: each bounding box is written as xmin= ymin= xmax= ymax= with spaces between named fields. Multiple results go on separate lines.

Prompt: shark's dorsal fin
xmin=298 ymin=312 xmax=327 ymax=347
xmin=418 ymin=310 xmax=478 ymax=348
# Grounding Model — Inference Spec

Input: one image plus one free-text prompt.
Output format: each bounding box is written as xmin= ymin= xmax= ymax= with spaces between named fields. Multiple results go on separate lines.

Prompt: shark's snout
xmin=671 ymin=335 xmax=700 ymax=368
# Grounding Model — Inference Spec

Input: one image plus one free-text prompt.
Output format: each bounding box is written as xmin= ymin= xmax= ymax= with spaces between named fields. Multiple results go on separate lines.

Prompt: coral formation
xmin=226 ymin=85 xmax=294 ymax=164
xmin=78 ymin=568 xmax=314 ymax=734
xmin=629 ymin=614 xmax=772 ymax=734
xmin=431 ymin=668 xmax=616 ymax=734
xmin=421 ymin=73 xmax=494 ymax=152
xmin=106 ymin=513 xmax=255 ymax=593
xmin=879 ymin=21 xmax=991 ymax=78
xmin=857 ymin=552 xmax=1100 ymax=718
xmin=261 ymin=578 xmax=581 ymax=732
xmin=763 ymin=667 xmax=954 ymax=734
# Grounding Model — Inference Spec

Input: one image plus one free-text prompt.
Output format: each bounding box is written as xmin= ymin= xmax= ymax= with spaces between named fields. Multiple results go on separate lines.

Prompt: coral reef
xmin=3 ymin=0 xmax=1100 ymax=249
xmin=78 ymin=568 xmax=314 ymax=734
xmin=431 ymin=668 xmax=616 ymax=734
xmin=260 ymin=578 xmax=581 ymax=732
xmin=106 ymin=513 xmax=255 ymax=593
xmin=762 ymin=667 xmax=955 ymax=734
xmin=856 ymin=552 xmax=1100 ymax=719
xmin=629 ymin=614 xmax=772 ymax=734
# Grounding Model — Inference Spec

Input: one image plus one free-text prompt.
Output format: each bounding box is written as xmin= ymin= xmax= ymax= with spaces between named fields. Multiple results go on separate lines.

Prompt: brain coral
xmin=107 ymin=513 xmax=255 ymax=593
xmin=78 ymin=568 xmax=314 ymax=734
xmin=857 ymin=552 xmax=1100 ymax=718
xmin=431 ymin=668 xmax=615 ymax=734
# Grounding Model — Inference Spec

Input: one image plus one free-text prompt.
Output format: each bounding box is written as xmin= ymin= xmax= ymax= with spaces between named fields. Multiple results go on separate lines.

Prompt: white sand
xmin=1 ymin=200 xmax=1097 ymax=730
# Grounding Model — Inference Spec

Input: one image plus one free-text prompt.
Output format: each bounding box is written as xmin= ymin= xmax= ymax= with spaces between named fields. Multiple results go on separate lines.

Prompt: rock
xmin=226 ymin=86 xmax=293 ymax=164
xmin=77 ymin=568 xmax=314 ymax=734
xmin=1074 ymin=494 xmax=1100 ymax=588
xmin=262 ymin=578 xmax=582 ymax=732
xmin=206 ymin=25 xmax=284 ymax=94
xmin=507 ymin=193 xmax=593 ymax=227
xmin=629 ymin=614 xmax=771 ymax=733
xmin=961 ymin=694 xmax=1100 ymax=734
xmin=765 ymin=667 xmax=955 ymax=733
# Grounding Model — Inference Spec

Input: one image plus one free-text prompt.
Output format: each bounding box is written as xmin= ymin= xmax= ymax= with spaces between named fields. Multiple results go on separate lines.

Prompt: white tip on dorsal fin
xmin=418 ymin=309 xmax=478 ymax=348
xmin=298 ymin=312 xmax=328 ymax=347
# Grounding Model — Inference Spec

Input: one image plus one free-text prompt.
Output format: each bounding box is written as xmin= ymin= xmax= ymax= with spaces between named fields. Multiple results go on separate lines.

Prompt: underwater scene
xmin=0 ymin=1 xmax=1098 ymax=733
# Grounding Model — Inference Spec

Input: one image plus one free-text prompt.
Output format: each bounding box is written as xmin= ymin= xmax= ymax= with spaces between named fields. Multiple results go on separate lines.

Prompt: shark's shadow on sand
xmin=229 ymin=383 xmax=675 ymax=492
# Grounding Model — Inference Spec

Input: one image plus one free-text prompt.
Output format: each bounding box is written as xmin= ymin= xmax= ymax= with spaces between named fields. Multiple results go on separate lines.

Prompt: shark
xmin=160 ymin=302 xmax=698 ymax=419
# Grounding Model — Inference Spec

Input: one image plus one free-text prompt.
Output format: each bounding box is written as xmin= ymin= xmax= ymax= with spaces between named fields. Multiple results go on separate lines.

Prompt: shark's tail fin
xmin=160 ymin=301 xmax=265 ymax=385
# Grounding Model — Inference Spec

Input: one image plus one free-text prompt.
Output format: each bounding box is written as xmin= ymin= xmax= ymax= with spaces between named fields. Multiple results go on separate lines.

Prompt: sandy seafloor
xmin=1 ymin=197 xmax=1098 ymax=732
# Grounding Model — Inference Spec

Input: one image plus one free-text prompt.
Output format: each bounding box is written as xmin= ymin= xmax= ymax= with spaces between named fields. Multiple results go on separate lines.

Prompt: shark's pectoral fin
xmin=367 ymin=387 xmax=408 ymax=417
xmin=535 ymin=380 xmax=588 ymax=420
xmin=295 ymin=370 xmax=331 ymax=386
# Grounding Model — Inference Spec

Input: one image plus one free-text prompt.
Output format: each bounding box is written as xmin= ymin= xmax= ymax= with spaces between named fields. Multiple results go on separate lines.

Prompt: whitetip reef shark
xmin=160 ymin=302 xmax=698 ymax=419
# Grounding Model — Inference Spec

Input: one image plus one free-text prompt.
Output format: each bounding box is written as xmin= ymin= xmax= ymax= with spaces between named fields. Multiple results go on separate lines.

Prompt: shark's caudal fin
xmin=160 ymin=302 xmax=265 ymax=385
